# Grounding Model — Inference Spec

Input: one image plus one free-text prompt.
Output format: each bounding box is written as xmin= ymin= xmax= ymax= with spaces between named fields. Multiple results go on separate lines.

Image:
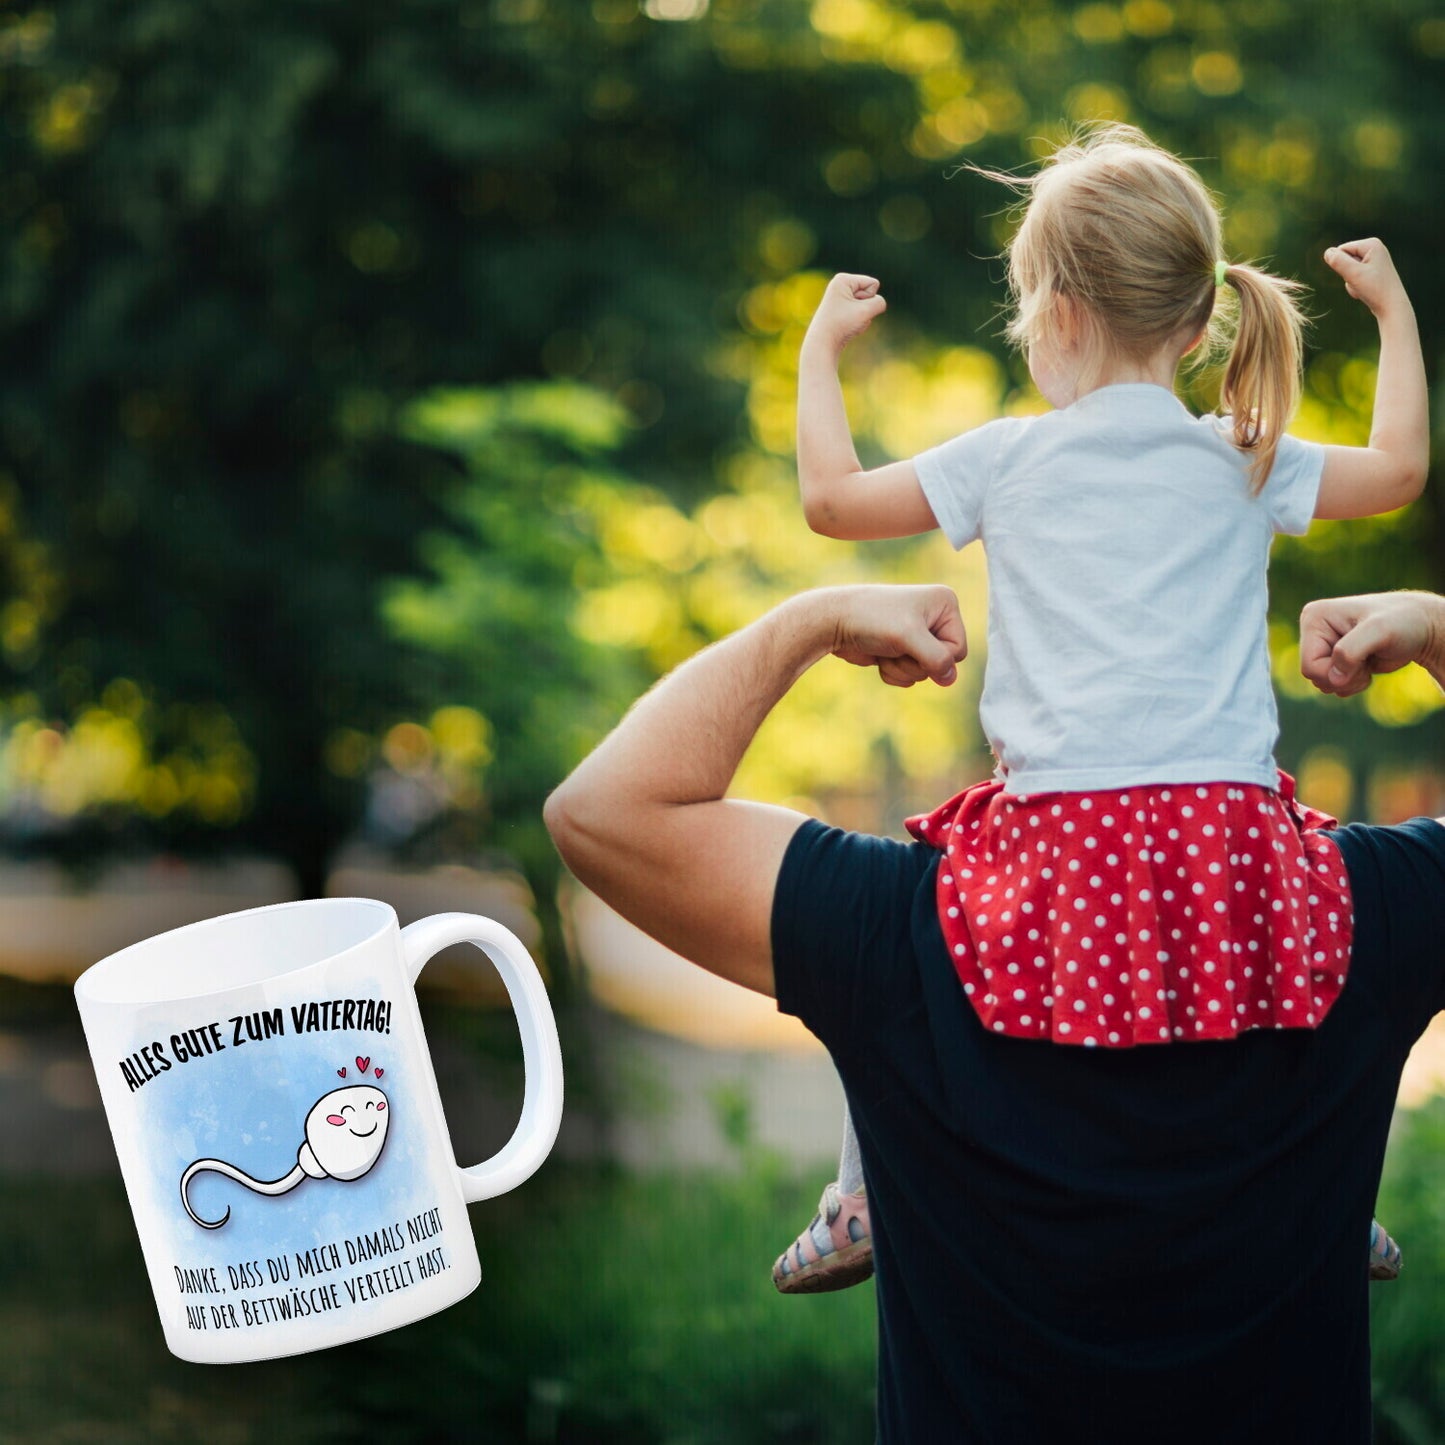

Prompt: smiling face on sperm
xmin=304 ymin=1085 xmax=391 ymax=1180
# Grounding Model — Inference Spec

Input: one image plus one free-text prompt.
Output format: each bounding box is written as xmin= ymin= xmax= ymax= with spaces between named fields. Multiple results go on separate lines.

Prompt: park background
xmin=4 ymin=0 xmax=1445 ymax=1439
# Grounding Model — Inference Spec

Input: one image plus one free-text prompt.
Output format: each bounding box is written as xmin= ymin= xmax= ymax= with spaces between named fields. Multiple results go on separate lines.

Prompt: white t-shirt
xmin=913 ymin=382 xmax=1324 ymax=795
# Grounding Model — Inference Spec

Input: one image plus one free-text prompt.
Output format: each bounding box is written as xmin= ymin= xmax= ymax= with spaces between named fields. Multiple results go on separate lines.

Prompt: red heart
xmin=337 ymin=1067 xmax=347 ymax=1077
xmin=355 ymin=1056 xmax=370 ymax=1074
xmin=374 ymin=1067 xmax=384 ymax=1079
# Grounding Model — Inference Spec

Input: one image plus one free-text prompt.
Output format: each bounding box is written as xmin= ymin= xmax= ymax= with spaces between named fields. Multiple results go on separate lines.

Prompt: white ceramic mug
xmin=74 ymin=898 xmax=564 ymax=1364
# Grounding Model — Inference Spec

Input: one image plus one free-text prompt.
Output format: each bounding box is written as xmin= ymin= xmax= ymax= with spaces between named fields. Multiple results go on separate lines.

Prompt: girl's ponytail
xmin=1217 ymin=264 xmax=1307 ymax=494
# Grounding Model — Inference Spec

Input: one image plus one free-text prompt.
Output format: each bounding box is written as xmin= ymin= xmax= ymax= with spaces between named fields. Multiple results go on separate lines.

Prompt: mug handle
xmin=399 ymin=913 xmax=564 ymax=1203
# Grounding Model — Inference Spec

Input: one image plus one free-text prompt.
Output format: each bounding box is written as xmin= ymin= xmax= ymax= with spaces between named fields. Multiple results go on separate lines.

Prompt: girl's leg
xmin=772 ymin=1102 xmax=874 ymax=1294
xmin=1370 ymin=1218 xmax=1402 ymax=1281
xmin=837 ymin=1103 xmax=865 ymax=1195
xmin=775 ymin=1117 xmax=1404 ymax=1288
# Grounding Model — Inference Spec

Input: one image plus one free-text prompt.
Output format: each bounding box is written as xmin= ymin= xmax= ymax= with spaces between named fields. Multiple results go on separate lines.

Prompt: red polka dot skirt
xmin=905 ymin=773 xmax=1352 ymax=1048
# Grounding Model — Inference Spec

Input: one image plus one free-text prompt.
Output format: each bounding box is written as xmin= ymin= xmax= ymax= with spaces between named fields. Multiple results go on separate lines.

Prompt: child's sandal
xmin=1370 ymin=1218 xmax=1402 ymax=1281
xmin=772 ymin=1182 xmax=873 ymax=1294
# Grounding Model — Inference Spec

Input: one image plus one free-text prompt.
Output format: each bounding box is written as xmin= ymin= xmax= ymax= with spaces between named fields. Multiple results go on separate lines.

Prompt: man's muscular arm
xmin=544 ymin=585 xmax=967 ymax=997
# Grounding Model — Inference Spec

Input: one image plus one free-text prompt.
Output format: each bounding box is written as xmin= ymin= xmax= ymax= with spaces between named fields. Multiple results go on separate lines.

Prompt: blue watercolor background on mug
xmin=135 ymin=992 xmax=445 ymax=1279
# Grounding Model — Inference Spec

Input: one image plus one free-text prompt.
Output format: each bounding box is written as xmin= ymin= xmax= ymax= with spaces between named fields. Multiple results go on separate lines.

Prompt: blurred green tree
xmin=379 ymin=381 xmax=658 ymax=886
xmin=0 ymin=0 xmax=1438 ymax=891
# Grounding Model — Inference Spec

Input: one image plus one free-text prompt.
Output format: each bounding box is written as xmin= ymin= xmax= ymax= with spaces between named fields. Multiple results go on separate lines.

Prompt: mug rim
xmin=74 ymin=895 xmax=398 ymax=1008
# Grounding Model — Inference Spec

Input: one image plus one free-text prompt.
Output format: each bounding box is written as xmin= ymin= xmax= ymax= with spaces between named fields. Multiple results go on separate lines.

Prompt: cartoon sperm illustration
xmin=180 ymin=1078 xmax=391 ymax=1229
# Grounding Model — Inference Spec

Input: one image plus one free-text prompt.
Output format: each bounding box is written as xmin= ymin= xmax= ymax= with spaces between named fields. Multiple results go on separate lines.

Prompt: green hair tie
xmin=1215 ymin=259 xmax=1228 ymax=287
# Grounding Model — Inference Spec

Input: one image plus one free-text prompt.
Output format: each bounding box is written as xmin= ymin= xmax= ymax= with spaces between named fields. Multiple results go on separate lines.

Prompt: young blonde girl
xmin=774 ymin=124 xmax=1427 ymax=1293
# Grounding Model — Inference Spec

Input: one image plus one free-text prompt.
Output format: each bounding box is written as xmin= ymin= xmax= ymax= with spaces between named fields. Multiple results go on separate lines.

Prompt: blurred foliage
xmin=378 ymin=382 xmax=658 ymax=879
xmin=1373 ymin=1099 xmax=1445 ymax=1444
xmin=0 ymin=0 xmax=1441 ymax=893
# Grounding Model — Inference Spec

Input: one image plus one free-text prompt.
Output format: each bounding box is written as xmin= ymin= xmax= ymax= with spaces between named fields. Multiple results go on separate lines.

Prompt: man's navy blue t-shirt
xmin=772 ymin=815 xmax=1445 ymax=1444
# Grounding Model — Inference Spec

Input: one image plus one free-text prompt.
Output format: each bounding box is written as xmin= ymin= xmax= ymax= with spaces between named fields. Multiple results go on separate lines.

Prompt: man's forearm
xmin=1415 ymin=594 xmax=1445 ymax=689
xmin=549 ymin=592 xmax=835 ymax=828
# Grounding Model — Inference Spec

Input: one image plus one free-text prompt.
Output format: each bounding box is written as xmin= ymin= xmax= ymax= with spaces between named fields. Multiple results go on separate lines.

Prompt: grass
xmin=1370 ymin=1100 xmax=1445 ymax=1445
xmin=10 ymin=1103 xmax=1445 ymax=1442
xmin=0 ymin=1159 xmax=877 ymax=1444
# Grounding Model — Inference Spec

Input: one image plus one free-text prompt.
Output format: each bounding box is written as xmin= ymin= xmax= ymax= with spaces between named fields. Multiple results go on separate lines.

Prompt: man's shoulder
xmin=771 ymin=820 xmax=942 ymax=1053
xmin=1331 ymin=814 xmax=1445 ymax=880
